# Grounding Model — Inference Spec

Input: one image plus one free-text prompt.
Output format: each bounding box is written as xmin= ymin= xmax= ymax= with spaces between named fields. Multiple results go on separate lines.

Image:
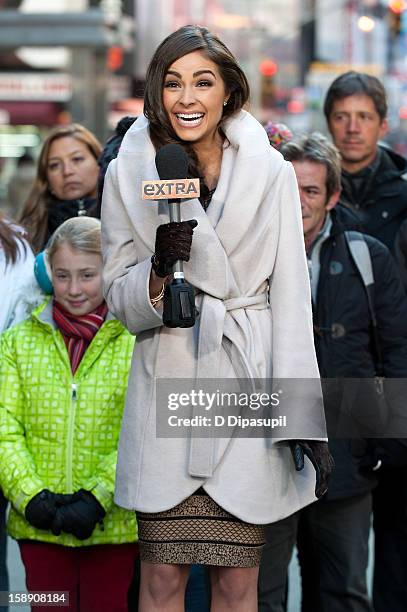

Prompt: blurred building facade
xmin=0 ymin=0 xmax=406 ymax=209
xmin=0 ymin=0 xmax=135 ymax=209
xmin=134 ymin=0 xmax=302 ymax=119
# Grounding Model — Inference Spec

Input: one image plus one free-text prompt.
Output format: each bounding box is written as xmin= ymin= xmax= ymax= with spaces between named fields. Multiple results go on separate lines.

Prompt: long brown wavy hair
xmin=0 ymin=212 xmax=27 ymax=266
xmin=19 ymin=124 xmax=102 ymax=253
xmin=143 ymin=25 xmax=250 ymax=184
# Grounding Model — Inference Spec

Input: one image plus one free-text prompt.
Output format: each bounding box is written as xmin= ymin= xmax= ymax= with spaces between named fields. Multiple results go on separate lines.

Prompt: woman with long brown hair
xmin=102 ymin=25 xmax=332 ymax=611
xmin=19 ymin=124 xmax=102 ymax=253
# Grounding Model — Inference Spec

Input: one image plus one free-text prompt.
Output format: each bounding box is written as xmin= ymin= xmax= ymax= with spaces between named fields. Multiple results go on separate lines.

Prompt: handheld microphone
xmin=151 ymin=143 xmax=199 ymax=328
xmin=155 ymin=144 xmax=190 ymax=281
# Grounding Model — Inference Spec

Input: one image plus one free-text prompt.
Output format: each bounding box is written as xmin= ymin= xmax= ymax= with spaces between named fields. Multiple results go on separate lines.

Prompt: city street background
xmin=1 ymin=0 xmax=407 ymax=218
xmin=7 ymin=533 xmax=374 ymax=611
xmin=0 ymin=1 xmax=399 ymax=609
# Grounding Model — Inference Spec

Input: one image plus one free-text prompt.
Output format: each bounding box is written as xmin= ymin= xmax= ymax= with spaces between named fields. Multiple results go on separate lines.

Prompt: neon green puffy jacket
xmin=0 ymin=299 xmax=137 ymax=546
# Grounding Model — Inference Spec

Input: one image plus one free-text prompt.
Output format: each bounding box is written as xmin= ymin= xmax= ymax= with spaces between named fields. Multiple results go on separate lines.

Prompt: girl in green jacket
xmin=0 ymin=217 xmax=137 ymax=612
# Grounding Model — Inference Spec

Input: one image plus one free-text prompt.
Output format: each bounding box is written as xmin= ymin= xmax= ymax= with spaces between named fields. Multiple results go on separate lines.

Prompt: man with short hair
xmin=325 ymin=72 xmax=407 ymax=612
xmin=258 ymin=133 xmax=407 ymax=612
xmin=324 ymin=70 xmax=407 ymax=251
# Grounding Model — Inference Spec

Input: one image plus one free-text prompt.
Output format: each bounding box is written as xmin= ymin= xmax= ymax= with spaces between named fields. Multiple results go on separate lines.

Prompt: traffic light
xmin=107 ymin=46 xmax=123 ymax=71
xmin=259 ymin=59 xmax=278 ymax=108
xmin=259 ymin=59 xmax=278 ymax=78
xmin=388 ymin=0 xmax=406 ymax=35
xmin=388 ymin=0 xmax=406 ymax=13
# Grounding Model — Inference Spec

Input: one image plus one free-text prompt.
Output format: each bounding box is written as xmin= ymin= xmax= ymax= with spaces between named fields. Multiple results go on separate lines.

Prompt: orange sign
xmin=142 ymin=178 xmax=200 ymax=200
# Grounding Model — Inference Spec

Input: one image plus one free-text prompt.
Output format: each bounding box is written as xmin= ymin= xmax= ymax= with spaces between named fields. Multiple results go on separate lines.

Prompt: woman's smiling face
xmin=162 ymin=50 xmax=228 ymax=149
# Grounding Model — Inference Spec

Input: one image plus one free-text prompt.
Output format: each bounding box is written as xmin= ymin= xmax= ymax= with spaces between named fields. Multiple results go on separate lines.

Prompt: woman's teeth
xmin=175 ymin=113 xmax=204 ymax=125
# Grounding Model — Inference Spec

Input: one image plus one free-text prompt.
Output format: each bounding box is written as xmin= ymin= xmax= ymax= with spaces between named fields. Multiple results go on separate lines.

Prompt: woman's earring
xmin=223 ymin=99 xmax=228 ymax=106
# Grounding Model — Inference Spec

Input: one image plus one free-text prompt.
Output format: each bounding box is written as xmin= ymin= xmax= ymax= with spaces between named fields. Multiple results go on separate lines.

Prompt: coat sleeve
xmin=101 ymin=159 xmax=163 ymax=335
xmin=82 ymin=332 xmax=134 ymax=511
xmin=368 ymin=237 xmax=407 ymax=438
xmin=268 ymin=162 xmax=320 ymax=378
xmin=0 ymin=331 xmax=45 ymax=514
xmin=82 ymin=450 xmax=118 ymax=512
xmin=268 ymin=162 xmax=326 ymax=441
xmin=369 ymin=236 xmax=407 ymax=377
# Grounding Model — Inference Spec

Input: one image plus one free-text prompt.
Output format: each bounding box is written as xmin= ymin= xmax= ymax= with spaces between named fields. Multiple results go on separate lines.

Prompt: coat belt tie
xmin=188 ymin=292 xmax=269 ymax=478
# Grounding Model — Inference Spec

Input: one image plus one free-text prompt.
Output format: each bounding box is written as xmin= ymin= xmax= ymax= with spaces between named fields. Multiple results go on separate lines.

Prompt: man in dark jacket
xmin=258 ymin=133 xmax=407 ymax=612
xmin=324 ymin=70 xmax=407 ymax=252
xmin=324 ymin=72 xmax=407 ymax=612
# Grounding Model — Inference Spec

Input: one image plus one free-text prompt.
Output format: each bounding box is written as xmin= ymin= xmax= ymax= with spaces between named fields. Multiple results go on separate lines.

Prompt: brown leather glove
xmin=290 ymin=441 xmax=334 ymax=498
xmin=152 ymin=220 xmax=198 ymax=278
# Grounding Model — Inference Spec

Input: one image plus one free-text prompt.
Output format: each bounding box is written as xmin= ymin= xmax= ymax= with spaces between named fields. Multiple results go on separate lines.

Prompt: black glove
xmin=290 ymin=441 xmax=334 ymax=498
xmin=51 ymin=489 xmax=106 ymax=541
xmin=151 ymin=219 xmax=198 ymax=278
xmin=25 ymin=489 xmax=76 ymax=531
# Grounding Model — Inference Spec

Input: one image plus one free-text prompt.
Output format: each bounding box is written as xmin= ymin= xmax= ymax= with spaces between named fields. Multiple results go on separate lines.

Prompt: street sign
xmin=0 ymin=73 xmax=71 ymax=102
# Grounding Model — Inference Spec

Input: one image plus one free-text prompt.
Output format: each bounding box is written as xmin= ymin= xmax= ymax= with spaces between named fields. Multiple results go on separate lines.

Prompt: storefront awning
xmin=0 ymin=101 xmax=63 ymax=126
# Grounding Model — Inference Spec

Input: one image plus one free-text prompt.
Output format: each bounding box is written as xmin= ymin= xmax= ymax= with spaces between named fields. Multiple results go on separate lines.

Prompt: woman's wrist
xmin=149 ymin=269 xmax=168 ymax=306
xmin=150 ymin=283 xmax=166 ymax=308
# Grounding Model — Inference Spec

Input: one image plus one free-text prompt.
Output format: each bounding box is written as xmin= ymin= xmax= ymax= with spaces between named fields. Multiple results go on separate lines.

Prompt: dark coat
xmin=97 ymin=116 xmax=137 ymax=214
xmin=45 ymin=196 xmax=98 ymax=246
xmin=395 ymin=217 xmax=407 ymax=292
xmin=313 ymin=207 xmax=407 ymax=500
xmin=340 ymin=146 xmax=407 ymax=252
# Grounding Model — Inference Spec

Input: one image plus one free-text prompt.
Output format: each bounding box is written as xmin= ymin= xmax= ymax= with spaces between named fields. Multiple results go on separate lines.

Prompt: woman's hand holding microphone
xmin=149 ymin=219 xmax=198 ymax=303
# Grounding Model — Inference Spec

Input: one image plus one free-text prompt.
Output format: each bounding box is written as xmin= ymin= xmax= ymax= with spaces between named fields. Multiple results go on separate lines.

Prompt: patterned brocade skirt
xmin=136 ymin=489 xmax=266 ymax=567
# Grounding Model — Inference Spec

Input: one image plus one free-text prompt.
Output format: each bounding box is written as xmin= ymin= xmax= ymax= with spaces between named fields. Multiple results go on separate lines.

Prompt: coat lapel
xmin=115 ymin=111 xmax=283 ymax=301
xmin=214 ymin=112 xmax=280 ymax=255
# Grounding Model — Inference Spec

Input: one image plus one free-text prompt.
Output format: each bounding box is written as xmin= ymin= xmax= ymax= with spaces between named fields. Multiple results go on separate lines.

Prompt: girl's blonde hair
xmin=48 ymin=216 xmax=101 ymax=263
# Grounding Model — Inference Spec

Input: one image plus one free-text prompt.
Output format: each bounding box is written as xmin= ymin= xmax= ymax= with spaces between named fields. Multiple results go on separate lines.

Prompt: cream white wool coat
xmin=1 ymin=234 xmax=44 ymax=332
xmin=101 ymin=110 xmax=326 ymax=524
